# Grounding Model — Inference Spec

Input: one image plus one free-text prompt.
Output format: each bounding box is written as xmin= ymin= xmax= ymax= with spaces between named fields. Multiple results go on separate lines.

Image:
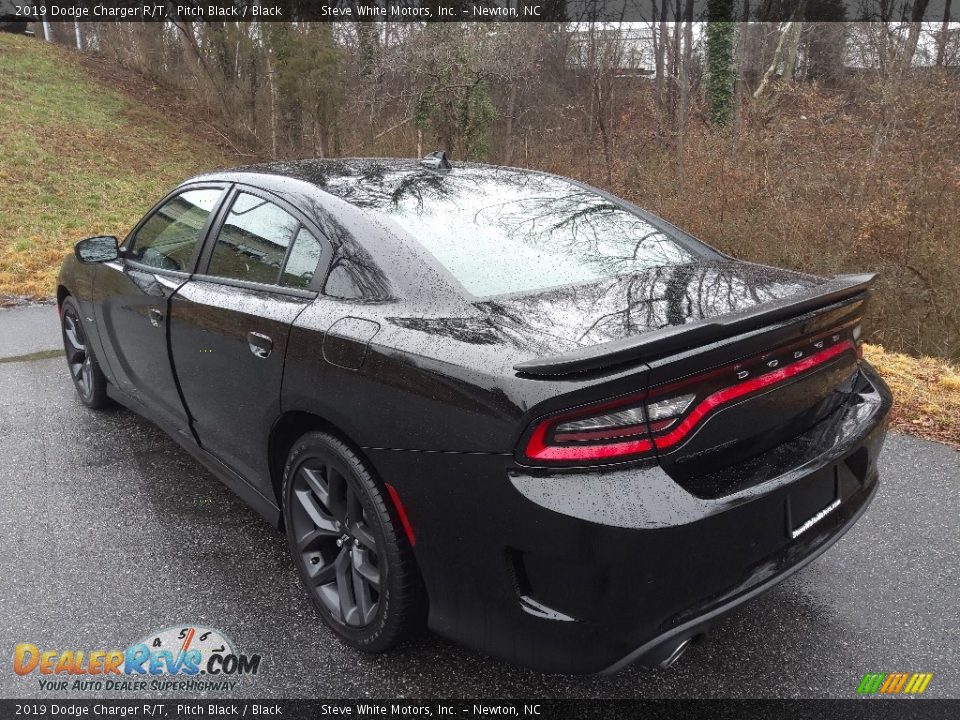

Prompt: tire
xmin=282 ymin=431 xmax=424 ymax=652
xmin=60 ymin=296 xmax=111 ymax=409
xmin=0 ymin=19 xmax=30 ymax=35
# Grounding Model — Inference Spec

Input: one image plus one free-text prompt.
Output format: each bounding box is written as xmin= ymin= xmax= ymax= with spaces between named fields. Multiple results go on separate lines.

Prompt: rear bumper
xmin=601 ymin=466 xmax=881 ymax=673
xmin=366 ymin=362 xmax=892 ymax=674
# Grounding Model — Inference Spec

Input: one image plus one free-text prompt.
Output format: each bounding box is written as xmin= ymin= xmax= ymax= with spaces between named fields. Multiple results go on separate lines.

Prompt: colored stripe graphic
xmin=857 ymin=674 xmax=886 ymax=694
xmin=857 ymin=672 xmax=933 ymax=695
xmin=880 ymin=673 xmax=909 ymax=694
xmin=904 ymin=673 xmax=934 ymax=694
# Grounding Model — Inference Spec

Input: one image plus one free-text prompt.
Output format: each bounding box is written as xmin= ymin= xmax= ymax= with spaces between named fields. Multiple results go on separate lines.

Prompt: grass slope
xmin=0 ymin=33 xmax=231 ymax=298
xmin=864 ymin=345 xmax=960 ymax=448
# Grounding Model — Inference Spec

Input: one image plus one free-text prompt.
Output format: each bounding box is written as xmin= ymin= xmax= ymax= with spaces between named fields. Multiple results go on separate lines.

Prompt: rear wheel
xmin=60 ymin=296 xmax=110 ymax=409
xmin=282 ymin=431 xmax=424 ymax=652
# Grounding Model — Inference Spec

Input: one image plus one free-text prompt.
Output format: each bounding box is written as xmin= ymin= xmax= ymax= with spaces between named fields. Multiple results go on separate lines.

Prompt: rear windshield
xmin=378 ymin=170 xmax=698 ymax=297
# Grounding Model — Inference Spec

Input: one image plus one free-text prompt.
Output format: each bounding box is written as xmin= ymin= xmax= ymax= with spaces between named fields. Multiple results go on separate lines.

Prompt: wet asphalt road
xmin=0 ymin=305 xmax=957 ymax=699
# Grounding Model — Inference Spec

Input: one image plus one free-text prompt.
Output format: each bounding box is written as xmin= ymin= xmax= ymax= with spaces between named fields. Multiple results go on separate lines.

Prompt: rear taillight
xmin=553 ymin=406 xmax=648 ymax=442
xmin=522 ymin=393 xmax=695 ymax=464
xmin=550 ymin=392 xmax=697 ymax=442
xmin=518 ymin=329 xmax=858 ymax=467
xmin=523 ymin=398 xmax=654 ymax=463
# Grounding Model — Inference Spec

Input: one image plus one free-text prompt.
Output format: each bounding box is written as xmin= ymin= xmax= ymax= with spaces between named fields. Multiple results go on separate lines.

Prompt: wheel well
xmin=268 ymin=410 xmax=429 ymax=616
xmin=268 ymin=411 xmax=367 ymax=527
xmin=56 ymin=285 xmax=70 ymax=310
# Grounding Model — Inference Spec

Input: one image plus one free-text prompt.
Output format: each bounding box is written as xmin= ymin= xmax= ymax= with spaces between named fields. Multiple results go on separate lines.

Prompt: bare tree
xmin=753 ymin=20 xmax=805 ymax=99
xmin=899 ymin=0 xmax=931 ymax=73
xmin=653 ymin=0 xmax=668 ymax=143
xmin=677 ymin=0 xmax=696 ymax=156
xmin=936 ymin=0 xmax=954 ymax=66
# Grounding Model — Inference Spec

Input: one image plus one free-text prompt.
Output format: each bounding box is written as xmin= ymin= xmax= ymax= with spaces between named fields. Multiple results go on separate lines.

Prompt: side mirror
xmin=75 ymin=236 xmax=119 ymax=263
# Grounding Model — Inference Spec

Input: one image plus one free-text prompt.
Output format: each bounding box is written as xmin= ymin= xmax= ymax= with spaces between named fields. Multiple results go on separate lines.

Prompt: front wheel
xmin=282 ymin=432 xmax=425 ymax=652
xmin=60 ymin=296 xmax=111 ymax=409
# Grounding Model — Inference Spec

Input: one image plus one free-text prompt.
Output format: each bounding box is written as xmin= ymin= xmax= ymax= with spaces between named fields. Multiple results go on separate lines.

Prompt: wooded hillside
xmin=14 ymin=18 xmax=960 ymax=362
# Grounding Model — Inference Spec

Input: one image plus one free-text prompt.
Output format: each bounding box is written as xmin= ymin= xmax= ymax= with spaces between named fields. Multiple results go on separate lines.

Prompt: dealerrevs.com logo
xmin=13 ymin=626 xmax=262 ymax=693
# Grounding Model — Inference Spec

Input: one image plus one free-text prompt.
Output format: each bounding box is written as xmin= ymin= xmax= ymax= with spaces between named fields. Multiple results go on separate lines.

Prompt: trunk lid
xmin=502 ymin=261 xmax=871 ymax=496
xmin=642 ymin=295 xmax=865 ymax=497
xmin=488 ymin=260 xmax=865 ymax=375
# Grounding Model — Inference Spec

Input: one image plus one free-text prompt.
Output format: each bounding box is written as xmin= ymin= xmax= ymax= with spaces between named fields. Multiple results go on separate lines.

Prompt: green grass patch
xmin=0 ymin=34 xmax=231 ymax=298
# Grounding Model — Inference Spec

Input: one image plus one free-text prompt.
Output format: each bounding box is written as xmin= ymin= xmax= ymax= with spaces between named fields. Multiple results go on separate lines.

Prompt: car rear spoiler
xmin=513 ymin=273 xmax=876 ymax=377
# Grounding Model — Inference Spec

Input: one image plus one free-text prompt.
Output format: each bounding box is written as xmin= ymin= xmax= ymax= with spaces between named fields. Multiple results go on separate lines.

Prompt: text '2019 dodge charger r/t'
xmin=57 ymin=154 xmax=891 ymax=674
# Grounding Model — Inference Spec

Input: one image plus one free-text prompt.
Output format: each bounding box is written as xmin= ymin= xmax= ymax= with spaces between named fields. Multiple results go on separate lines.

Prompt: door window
xmin=280 ymin=227 xmax=323 ymax=289
xmin=128 ymin=188 xmax=222 ymax=272
xmin=207 ymin=191 xmax=325 ymax=289
xmin=207 ymin=192 xmax=299 ymax=285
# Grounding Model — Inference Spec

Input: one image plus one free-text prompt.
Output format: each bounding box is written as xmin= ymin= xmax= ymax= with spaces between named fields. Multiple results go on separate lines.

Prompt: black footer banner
xmin=2 ymin=699 xmax=959 ymax=720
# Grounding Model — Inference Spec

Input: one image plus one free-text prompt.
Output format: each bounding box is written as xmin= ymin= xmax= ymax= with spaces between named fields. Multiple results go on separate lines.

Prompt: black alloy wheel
xmin=283 ymin=432 xmax=424 ymax=651
xmin=61 ymin=296 xmax=110 ymax=408
xmin=293 ymin=460 xmax=382 ymax=626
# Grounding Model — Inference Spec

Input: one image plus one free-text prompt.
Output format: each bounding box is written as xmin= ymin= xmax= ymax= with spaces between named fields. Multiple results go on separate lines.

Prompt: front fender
xmin=57 ymin=254 xmax=119 ymax=386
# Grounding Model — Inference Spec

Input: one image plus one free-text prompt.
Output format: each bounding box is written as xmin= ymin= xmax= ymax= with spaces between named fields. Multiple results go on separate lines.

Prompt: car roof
xmin=185 ymin=158 xmax=719 ymax=304
xmin=207 ymin=157 xmax=560 ymax=209
xmin=188 ymin=159 xmax=523 ymax=305
xmin=185 ymin=159 xmax=596 ymax=302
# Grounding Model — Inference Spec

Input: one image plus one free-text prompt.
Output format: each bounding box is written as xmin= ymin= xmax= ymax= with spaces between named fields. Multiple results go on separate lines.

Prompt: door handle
xmin=247 ymin=331 xmax=273 ymax=359
xmin=149 ymin=308 xmax=164 ymax=327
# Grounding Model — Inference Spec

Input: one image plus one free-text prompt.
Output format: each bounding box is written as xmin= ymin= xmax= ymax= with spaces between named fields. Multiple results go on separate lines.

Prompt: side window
xmin=207 ymin=192 xmax=301 ymax=285
xmin=280 ymin=227 xmax=323 ymax=290
xmin=129 ymin=189 xmax=222 ymax=272
xmin=324 ymin=260 xmax=366 ymax=300
xmin=323 ymin=246 xmax=391 ymax=301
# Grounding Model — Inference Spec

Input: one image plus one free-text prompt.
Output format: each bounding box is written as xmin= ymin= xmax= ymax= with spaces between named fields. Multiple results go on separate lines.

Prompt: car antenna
xmin=421 ymin=150 xmax=452 ymax=170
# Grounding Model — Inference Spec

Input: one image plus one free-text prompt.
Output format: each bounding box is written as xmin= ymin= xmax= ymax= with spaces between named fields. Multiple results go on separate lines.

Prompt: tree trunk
xmin=781 ymin=21 xmax=804 ymax=84
xmin=503 ymin=80 xmax=519 ymax=165
xmin=900 ymin=0 xmax=931 ymax=74
xmin=705 ymin=0 xmax=737 ymax=126
xmin=267 ymin=52 xmax=278 ymax=159
xmin=655 ymin=0 xmax=668 ymax=144
xmin=593 ymin=69 xmax=613 ymax=186
xmin=936 ymin=0 xmax=953 ymax=66
xmin=753 ymin=20 xmax=803 ymax=99
xmin=677 ymin=0 xmax=694 ymax=157
xmin=733 ymin=0 xmax=751 ymax=130
xmin=172 ymin=21 xmax=233 ymax=125
xmin=670 ymin=3 xmax=681 ymax=125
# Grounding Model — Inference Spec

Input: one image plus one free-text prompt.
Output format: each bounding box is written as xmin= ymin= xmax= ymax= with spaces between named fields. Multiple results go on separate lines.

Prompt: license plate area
xmin=786 ymin=467 xmax=841 ymax=540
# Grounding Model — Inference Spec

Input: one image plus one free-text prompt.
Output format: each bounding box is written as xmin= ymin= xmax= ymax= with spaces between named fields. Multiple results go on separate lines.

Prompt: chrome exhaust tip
xmin=658 ymin=637 xmax=693 ymax=669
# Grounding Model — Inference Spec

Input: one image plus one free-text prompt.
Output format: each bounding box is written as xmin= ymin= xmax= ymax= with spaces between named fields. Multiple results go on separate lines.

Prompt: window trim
xmin=193 ymin=183 xmax=333 ymax=297
xmin=121 ymin=182 xmax=230 ymax=278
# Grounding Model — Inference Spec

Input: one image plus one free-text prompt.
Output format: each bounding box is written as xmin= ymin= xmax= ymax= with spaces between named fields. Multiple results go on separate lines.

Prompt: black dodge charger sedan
xmin=57 ymin=156 xmax=891 ymax=674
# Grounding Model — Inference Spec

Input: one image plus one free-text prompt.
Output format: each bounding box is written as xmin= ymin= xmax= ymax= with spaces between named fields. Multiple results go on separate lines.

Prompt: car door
xmin=95 ymin=185 xmax=226 ymax=434
xmin=168 ymin=186 xmax=332 ymax=494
